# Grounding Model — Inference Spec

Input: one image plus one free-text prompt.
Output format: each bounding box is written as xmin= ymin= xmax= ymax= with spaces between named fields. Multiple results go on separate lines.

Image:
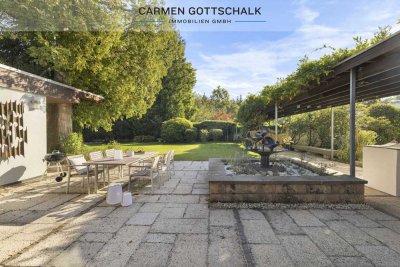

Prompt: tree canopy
xmin=0 ymin=0 xmax=187 ymax=131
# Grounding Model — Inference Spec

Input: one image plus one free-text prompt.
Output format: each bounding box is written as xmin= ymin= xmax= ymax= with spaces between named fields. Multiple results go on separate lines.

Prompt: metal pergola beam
xmin=350 ymin=68 xmax=357 ymax=177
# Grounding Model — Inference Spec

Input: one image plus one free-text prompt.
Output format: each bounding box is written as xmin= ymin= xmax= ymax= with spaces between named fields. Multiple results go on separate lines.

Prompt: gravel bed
xmin=209 ymin=202 xmax=373 ymax=210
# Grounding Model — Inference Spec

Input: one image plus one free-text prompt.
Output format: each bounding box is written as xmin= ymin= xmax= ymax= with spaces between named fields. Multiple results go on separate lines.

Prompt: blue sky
xmin=165 ymin=0 xmax=400 ymax=97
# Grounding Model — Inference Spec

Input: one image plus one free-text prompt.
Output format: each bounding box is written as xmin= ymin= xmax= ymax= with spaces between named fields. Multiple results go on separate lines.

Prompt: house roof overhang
xmin=265 ymin=30 xmax=400 ymax=118
xmin=0 ymin=64 xmax=104 ymax=104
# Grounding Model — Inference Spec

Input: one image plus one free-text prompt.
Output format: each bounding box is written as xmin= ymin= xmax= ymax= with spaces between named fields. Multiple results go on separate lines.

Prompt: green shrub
xmin=194 ymin=120 xmax=238 ymax=141
xmin=337 ymin=129 xmax=377 ymax=162
xmin=107 ymin=140 xmax=120 ymax=149
xmin=209 ymin=128 xmax=224 ymax=141
xmin=184 ymin=128 xmax=198 ymax=143
xmin=133 ymin=135 xmax=156 ymax=143
xmin=61 ymin=133 xmax=83 ymax=155
xmin=161 ymin=118 xmax=193 ymax=143
xmin=199 ymin=129 xmax=209 ymax=142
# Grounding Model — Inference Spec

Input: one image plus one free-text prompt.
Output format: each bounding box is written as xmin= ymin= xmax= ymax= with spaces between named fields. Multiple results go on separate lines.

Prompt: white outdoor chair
xmin=89 ymin=151 xmax=110 ymax=186
xmin=105 ymin=149 xmax=123 ymax=178
xmin=128 ymin=156 xmax=160 ymax=192
xmin=66 ymin=154 xmax=104 ymax=194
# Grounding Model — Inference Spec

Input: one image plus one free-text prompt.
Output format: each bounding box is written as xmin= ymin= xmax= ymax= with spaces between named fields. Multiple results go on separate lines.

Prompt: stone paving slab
xmin=208 ymin=226 xmax=246 ymax=267
xmin=2 ymin=161 xmax=400 ymax=267
xmin=151 ymin=218 xmax=208 ymax=234
xmin=355 ymin=245 xmax=400 ymax=266
xmin=210 ymin=209 xmax=236 ymax=226
xmin=251 ymin=244 xmax=294 ymax=267
xmin=329 ymin=256 xmax=374 ymax=267
xmin=325 ymin=220 xmax=381 ymax=246
xmin=263 ymin=210 xmax=304 ymax=235
xmin=184 ymin=204 xmax=209 ymax=219
xmin=286 ymin=210 xmax=326 ymax=227
xmin=127 ymin=242 xmax=173 ymax=267
xmin=126 ymin=213 xmax=159 ymax=226
xmin=302 ymin=227 xmax=359 ymax=256
xmin=279 ymin=235 xmax=334 ymax=267
xmin=242 ymin=219 xmax=279 ymax=244
xmin=169 ymin=234 xmax=208 ymax=267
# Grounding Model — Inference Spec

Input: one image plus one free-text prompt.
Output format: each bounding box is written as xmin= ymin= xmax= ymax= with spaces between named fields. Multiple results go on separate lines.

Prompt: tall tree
xmin=0 ymin=0 xmax=183 ymax=131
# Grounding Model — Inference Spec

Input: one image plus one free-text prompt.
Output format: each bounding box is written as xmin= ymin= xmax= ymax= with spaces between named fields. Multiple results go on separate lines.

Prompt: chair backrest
xmin=169 ymin=150 xmax=175 ymax=161
xmin=164 ymin=151 xmax=172 ymax=166
xmin=105 ymin=149 xmax=115 ymax=158
xmin=67 ymin=155 xmax=88 ymax=175
xmin=89 ymin=151 xmax=103 ymax=161
xmin=152 ymin=156 xmax=160 ymax=171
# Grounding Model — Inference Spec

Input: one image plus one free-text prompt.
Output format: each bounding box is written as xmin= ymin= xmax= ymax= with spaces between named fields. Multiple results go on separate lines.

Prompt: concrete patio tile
xmin=158 ymin=195 xmax=199 ymax=204
xmin=144 ymin=233 xmax=176 ymax=243
xmin=169 ymin=234 xmax=208 ymax=267
xmin=355 ymin=245 xmax=400 ymax=266
xmin=127 ymin=242 xmax=173 ymax=267
xmin=242 ymin=219 xmax=279 ymax=244
xmin=362 ymin=227 xmax=400 ymax=254
xmin=126 ymin=213 xmax=159 ymax=225
xmin=379 ymin=220 xmax=400 ymax=234
xmin=329 ymin=256 xmax=374 ymax=267
xmin=239 ymin=209 xmax=265 ymax=220
xmin=138 ymin=203 xmax=165 ymax=213
xmin=199 ymin=195 xmax=208 ymax=204
xmin=302 ymin=227 xmax=359 ymax=256
xmin=159 ymin=207 xmax=185 ymax=218
xmin=0 ymin=239 xmax=32 ymax=263
xmin=184 ymin=204 xmax=209 ymax=219
xmin=0 ymin=210 xmax=31 ymax=223
xmin=151 ymin=218 xmax=208 ymax=234
xmin=286 ymin=210 xmax=325 ymax=227
xmin=13 ymin=210 xmax=49 ymax=224
xmin=6 ymin=231 xmax=81 ymax=266
xmin=0 ymin=225 xmax=21 ymax=241
xmin=358 ymin=209 xmax=398 ymax=221
xmin=136 ymin=195 xmax=160 ymax=203
xmin=264 ymin=210 xmax=304 ymax=235
xmin=251 ymin=244 xmax=294 ymax=267
xmin=326 ymin=220 xmax=381 ymax=246
xmin=87 ymin=226 xmax=149 ymax=267
xmin=6 ymin=223 xmax=54 ymax=241
xmin=341 ymin=214 xmax=381 ymax=228
xmin=48 ymin=241 xmax=104 ymax=267
xmin=310 ymin=209 xmax=343 ymax=221
xmin=28 ymin=194 xmax=78 ymax=211
xmin=163 ymin=179 xmax=180 ymax=188
xmin=166 ymin=203 xmax=187 ymax=208
xmin=210 ymin=209 xmax=235 ymax=226
xmin=80 ymin=216 xmax=127 ymax=233
xmin=173 ymin=184 xmax=193 ymax=194
xmin=79 ymin=232 xmax=113 ymax=243
xmin=208 ymin=226 xmax=246 ymax=267
xmin=191 ymin=188 xmax=209 ymax=195
xmin=279 ymin=235 xmax=333 ymax=267
xmin=106 ymin=203 xmax=142 ymax=218
xmin=193 ymin=183 xmax=208 ymax=189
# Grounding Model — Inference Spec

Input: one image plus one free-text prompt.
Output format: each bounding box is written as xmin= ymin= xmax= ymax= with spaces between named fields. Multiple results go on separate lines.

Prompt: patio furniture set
xmin=64 ymin=149 xmax=175 ymax=194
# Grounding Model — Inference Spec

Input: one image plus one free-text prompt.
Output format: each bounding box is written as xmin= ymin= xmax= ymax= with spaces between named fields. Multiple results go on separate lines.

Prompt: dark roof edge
xmin=0 ymin=63 xmax=104 ymax=102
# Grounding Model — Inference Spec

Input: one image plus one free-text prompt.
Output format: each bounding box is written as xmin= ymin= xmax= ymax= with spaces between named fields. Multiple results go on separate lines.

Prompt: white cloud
xmin=191 ymin=0 xmax=400 ymax=97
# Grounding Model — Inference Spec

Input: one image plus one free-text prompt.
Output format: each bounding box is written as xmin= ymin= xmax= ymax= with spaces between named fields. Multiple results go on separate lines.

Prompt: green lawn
xmin=83 ymin=142 xmax=253 ymax=161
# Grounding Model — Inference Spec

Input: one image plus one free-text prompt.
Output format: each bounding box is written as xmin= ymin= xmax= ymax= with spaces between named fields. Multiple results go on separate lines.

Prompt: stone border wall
xmin=208 ymin=158 xmax=367 ymax=203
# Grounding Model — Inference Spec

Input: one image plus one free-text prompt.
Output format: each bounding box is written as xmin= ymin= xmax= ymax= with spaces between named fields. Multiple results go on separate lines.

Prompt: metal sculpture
xmin=245 ymin=126 xmax=280 ymax=168
xmin=0 ymin=101 xmax=28 ymax=160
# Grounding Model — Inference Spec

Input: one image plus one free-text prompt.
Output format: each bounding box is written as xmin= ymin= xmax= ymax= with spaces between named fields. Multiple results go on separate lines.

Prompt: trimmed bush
xmin=209 ymin=128 xmax=223 ymax=141
xmin=194 ymin=120 xmax=238 ymax=141
xmin=161 ymin=118 xmax=193 ymax=143
xmin=199 ymin=129 xmax=209 ymax=142
xmin=133 ymin=135 xmax=156 ymax=143
xmin=184 ymin=128 xmax=198 ymax=143
xmin=61 ymin=133 xmax=83 ymax=154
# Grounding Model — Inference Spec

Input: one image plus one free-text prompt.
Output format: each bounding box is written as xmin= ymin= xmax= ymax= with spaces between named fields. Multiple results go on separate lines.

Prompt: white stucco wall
xmin=0 ymin=87 xmax=47 ymax=185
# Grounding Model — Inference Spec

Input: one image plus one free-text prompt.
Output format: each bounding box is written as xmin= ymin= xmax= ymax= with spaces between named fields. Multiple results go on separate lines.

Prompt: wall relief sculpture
xmin=0 ymin=101 xmax=28 ymax=160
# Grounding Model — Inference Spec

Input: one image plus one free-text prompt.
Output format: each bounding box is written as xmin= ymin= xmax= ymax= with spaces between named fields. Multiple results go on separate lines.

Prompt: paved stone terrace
xmin=1 ymin=161 xmax=400 ymax=266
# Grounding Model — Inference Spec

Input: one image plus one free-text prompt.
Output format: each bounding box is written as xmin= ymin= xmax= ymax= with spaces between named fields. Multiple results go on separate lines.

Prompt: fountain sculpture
xmin=245 ymin=126 xmax=281 ymax=168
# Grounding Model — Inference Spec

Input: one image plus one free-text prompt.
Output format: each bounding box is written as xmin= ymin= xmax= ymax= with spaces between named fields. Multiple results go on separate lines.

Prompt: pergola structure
xmin=267 ymin=30 xmax=400 ymax=177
